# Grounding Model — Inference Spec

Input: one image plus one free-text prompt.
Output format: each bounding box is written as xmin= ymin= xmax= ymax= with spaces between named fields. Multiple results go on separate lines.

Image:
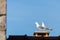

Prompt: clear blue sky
xmin=7 ymin=0 xmax=60 ymax=37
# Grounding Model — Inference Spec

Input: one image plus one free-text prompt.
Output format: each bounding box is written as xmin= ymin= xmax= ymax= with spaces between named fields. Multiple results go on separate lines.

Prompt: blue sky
xmin=7 ymin=0 xmax=60 ymax=37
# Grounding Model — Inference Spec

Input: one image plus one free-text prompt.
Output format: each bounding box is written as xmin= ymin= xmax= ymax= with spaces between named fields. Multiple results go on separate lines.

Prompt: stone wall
xmin=0 ymin=0 xmax=6 ymax=40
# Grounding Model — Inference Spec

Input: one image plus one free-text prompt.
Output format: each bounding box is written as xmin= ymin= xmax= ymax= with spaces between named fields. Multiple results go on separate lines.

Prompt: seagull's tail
xmin=49 ymin=28 xmax=53 ymax=31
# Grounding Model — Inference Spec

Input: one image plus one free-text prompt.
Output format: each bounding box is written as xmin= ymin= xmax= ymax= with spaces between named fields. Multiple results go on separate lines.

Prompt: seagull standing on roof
xmin=35 ymin=22 xmax=52 ymax=31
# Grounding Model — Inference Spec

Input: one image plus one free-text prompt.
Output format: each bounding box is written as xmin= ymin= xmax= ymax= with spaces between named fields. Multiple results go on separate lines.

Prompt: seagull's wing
xmin=35 ymin=22 xmax=40 ymax=28
xmin=42 ymin=22 xmax=45 ymax=27
xmin=39 ymin=26 xmax=44 ymax=29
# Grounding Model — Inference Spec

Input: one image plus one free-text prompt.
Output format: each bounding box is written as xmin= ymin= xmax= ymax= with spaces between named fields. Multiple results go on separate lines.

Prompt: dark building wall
xmin=7 ymin=35 xmax=60 ymax=40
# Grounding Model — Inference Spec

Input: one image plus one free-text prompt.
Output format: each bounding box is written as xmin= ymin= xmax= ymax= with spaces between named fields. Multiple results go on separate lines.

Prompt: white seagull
xmin=35 ymin=22 xmax=52 ymax=31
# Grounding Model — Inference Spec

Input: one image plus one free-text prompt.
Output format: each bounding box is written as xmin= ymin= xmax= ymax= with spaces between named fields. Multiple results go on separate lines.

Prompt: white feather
xmin=35 ymin=22 xmax=40 ymax=28
xmin=42 ymin=22 xmax=45 ymax=27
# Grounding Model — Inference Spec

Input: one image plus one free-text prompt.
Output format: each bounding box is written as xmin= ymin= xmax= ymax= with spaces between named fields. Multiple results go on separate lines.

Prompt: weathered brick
xmin=0 ymin=0 xmax=6 ymax=40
